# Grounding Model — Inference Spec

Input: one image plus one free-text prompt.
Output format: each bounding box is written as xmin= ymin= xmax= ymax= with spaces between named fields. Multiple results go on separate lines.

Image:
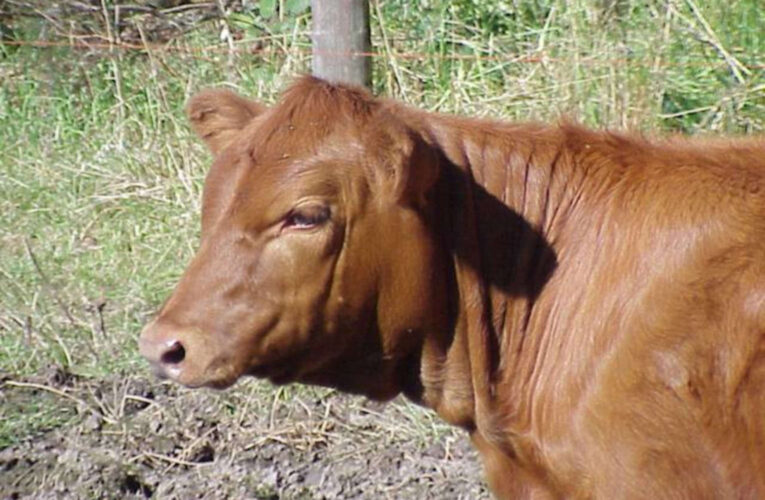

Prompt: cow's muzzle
xmin=139 ymin=321 xmax=231 ymax=388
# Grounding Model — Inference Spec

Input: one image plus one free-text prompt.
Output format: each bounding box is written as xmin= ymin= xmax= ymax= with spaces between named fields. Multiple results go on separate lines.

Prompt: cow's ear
xmin=392 ymin=131 xmax=441 ymax=208
xmin=187 ymin=89 xmax=267 ymax=154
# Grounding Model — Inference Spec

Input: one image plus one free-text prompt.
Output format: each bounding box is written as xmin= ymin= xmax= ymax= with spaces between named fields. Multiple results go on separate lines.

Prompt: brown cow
xmin=140 ymin=76 xmax=765 ymax=498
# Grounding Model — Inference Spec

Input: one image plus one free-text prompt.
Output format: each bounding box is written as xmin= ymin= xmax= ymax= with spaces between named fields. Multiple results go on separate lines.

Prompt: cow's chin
xmin=159 ymin=360 xmax=244 ymax=390
xmin=201 ymin=376 xmax=240 ymax=390
xmin=172 ymin=374 xmax=239 ymax=390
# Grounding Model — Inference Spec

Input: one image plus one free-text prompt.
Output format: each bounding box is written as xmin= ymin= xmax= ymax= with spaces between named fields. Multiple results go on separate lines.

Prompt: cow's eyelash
xmin=283 ymin=205 xmax=331 ymax=228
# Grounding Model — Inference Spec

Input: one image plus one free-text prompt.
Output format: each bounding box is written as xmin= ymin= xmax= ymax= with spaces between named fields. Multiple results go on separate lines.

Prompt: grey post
xmin=311 ymin=0 xmax=372 ymax=88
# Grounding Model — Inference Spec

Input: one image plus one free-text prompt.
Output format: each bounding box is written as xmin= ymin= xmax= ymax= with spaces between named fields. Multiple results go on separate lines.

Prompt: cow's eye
xmin=283 ymin=205 xmax=330 ymax=229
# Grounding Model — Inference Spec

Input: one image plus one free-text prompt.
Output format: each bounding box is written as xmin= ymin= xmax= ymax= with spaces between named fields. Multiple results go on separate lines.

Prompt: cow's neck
xmin=401 ymin=108 xmax=584 ymax=446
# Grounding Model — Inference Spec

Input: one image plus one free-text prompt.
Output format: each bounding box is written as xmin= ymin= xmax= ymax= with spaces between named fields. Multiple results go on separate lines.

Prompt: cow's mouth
xmin=145 ymin=357 xmax=242 ymax=390
xmin=178 ymin=372 xmax=239 ymax=390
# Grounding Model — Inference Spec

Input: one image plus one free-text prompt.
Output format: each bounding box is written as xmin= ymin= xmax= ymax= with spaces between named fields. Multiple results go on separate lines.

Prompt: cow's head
xmin=139 ymin=77 xmax=446 ymax=400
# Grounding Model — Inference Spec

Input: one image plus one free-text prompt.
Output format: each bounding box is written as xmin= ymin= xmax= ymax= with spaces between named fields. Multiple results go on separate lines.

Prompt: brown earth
xmin=1 ymin=368 xmax=489 ymax=499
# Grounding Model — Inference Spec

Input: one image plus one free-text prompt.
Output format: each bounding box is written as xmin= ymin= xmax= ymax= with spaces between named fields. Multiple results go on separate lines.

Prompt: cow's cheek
xmin=245 ymin=224 xmax=344 ymax=362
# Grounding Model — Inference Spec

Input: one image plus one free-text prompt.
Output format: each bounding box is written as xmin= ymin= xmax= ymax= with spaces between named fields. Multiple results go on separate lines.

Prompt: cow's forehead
xmin=209 ymin=78 xmax=408 ymax=224
xmin=233 ymin=108 xmax=380 ymax=192
xmin=248 ymin=118 xmax=363 ymax=167
xmin=216 ymin=125 xmax=370 ymax=230
xmin=246 ymin=77 xmax=379 ymax=159
xmin=233 ymin=119 xmax=367 ymax=198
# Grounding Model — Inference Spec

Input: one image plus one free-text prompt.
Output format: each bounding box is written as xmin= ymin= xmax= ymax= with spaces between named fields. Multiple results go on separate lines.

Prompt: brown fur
xmin=140 ymin=76 xmax=765 ymax=498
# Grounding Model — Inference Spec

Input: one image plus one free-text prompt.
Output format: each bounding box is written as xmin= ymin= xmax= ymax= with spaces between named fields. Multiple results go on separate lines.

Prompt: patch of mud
xmin=1 ymin=372 xmax=489 ymax=499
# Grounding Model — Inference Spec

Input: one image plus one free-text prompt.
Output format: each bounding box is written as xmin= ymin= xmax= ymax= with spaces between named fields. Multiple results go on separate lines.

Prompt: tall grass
xmin=0 ymin=0 xmax=763 ymax=442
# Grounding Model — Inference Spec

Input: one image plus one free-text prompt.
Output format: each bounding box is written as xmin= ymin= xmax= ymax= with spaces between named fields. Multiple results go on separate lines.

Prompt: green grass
xmin=0 ymin=0 xmax=763 ymax=445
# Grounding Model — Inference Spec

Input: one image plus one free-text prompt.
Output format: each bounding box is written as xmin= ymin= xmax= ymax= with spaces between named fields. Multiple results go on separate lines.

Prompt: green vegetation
xmin=1 ymin=0 xmax=763 ymax=446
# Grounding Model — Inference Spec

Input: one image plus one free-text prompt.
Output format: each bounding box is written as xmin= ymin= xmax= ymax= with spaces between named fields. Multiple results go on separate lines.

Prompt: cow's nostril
xmin=161 ymin=341 xmax=186 ymax=365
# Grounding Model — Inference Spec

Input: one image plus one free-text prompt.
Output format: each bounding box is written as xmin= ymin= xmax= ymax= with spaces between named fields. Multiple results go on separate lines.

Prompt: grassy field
xmin=1 ymin=0 xmax=763 ymax=497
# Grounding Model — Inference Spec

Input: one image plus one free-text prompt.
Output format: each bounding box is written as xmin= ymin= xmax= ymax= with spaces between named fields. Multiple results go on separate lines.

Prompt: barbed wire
xmin=4 ymin=38 xmax=764 ymax=71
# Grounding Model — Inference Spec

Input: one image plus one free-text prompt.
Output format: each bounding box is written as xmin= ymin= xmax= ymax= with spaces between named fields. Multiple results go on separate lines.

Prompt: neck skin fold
xmin=396 ymin=106 xmax=588 ymax=444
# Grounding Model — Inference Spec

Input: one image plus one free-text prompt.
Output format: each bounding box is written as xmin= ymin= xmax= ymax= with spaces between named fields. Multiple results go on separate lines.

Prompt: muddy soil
xmin=1 ymin=371 xmax=489 ymax=499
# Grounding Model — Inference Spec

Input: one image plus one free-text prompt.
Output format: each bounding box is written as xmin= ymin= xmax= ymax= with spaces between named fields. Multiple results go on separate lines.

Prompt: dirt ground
xmin=1 ymin=368 xmax=489 ymax=499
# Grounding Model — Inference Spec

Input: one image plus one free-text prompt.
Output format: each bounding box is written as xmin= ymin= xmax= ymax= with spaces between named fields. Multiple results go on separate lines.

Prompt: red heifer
xmin=140 ymin=76 xmax=765 ymax=498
